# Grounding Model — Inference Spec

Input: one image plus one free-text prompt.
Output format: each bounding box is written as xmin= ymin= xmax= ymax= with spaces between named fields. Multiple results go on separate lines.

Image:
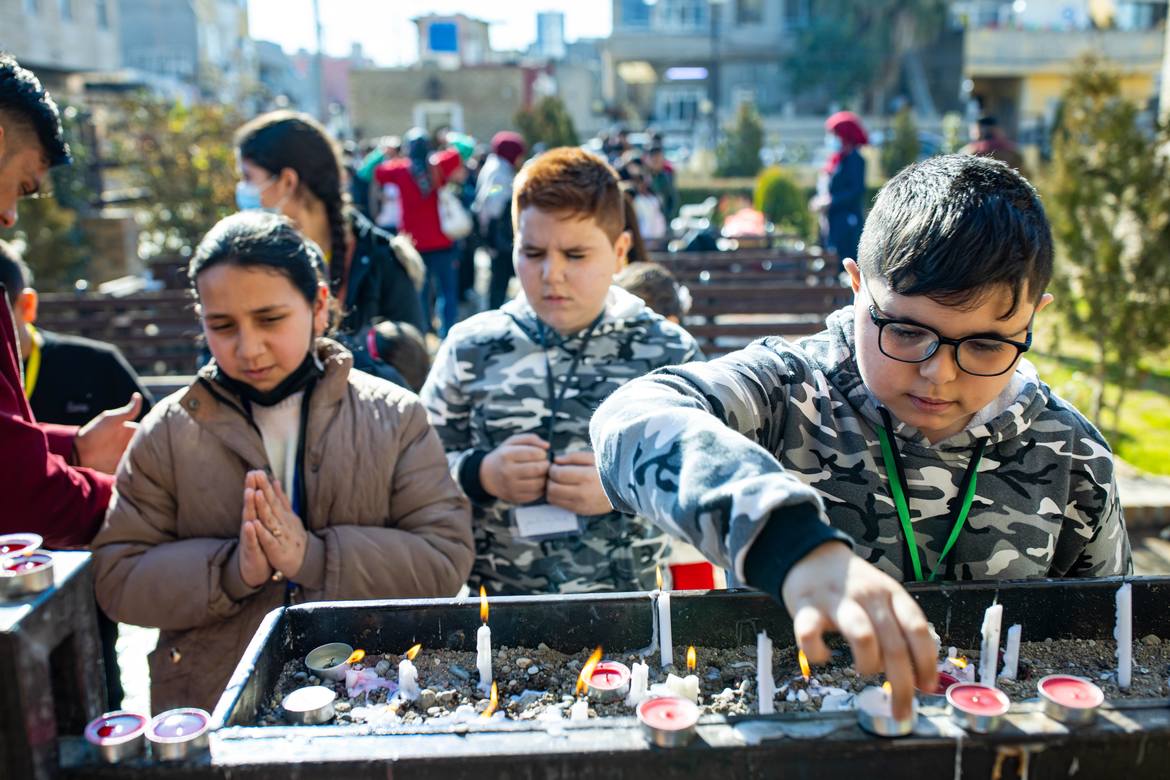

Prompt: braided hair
xmin=234 ymin=111 xmax=349 ymax=295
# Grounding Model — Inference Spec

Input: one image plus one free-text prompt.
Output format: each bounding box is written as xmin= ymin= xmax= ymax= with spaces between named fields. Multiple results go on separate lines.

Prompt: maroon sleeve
xmin=40 ymin=422 xmax=79 ymax=461
xmin=433 ymin=149 xmax=462 ymax=186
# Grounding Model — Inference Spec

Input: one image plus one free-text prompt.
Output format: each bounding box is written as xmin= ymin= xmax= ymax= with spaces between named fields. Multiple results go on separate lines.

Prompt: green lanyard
xmin=875 ymin=409 xmax=988 ymax=583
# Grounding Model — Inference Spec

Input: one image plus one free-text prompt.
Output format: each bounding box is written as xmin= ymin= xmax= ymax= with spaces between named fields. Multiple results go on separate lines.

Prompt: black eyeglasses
xmin=867 ymin=304 xmax=1032 ymax=377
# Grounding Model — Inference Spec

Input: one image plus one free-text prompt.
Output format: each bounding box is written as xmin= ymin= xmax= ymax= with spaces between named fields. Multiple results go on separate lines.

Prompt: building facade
xmin=0 ymin=0 xmax=122 ymax=88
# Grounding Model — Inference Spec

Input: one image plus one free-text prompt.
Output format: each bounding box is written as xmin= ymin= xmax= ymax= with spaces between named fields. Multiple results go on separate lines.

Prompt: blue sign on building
xmin=429 ymin=22 xmax=459 ymax=54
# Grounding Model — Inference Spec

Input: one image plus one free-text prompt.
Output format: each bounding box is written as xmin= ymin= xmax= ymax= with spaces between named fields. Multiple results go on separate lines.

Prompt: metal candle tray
xmin=59 ymin=577 xmax=1170 ymax=779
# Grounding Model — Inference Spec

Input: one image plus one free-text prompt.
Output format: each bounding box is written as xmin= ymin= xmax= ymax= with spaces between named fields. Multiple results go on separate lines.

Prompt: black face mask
xmin=213 ymin=350 xmax=323 ymax=408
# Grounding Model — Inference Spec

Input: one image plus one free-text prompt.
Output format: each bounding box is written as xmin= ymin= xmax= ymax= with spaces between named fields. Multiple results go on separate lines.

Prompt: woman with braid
xmin=233 ymin=112 xmax=426 ymax=339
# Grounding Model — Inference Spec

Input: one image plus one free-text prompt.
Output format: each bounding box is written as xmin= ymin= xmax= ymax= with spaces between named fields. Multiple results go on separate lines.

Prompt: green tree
xmin=514 ymin=96 xmax=579 ymax=150
xmin=881 ymin=106 xmax=921 ymax=177
xmin=716 ymin=102 xmax=764 ymax=178
xmin=1046 ymin=55 xmax=1170 ymax=429
xmin=754 ymin=166 xmax=812 ymax=239
xmin=783 ymin=0 xmax=948 ymax=111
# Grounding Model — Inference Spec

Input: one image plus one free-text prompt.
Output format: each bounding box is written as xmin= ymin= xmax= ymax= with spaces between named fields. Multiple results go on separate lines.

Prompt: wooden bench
xmin=648 ymin=247 xmax=841 ymax=287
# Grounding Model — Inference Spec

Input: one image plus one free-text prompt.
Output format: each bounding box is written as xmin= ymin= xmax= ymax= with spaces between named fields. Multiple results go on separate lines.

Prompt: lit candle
xmin=1000 ymin=624 xmax=1022 ymax=680
xmin=626 ymin=660 xmax=650 ymax=707
xmin=978 ymin=603 xmax=1003 ymax=687
xmin=856 ymin=683 xmax=916 ymax=738
xmin=1116 ymin=582 xmax=1132 ymax=690
xmin=477 ymin=586 xmax=492 ymax=694
xmin=657 ymin=567 xmax=673 ymax=668
xmin=573 ymin=646 xmax=603 ymax=720
xmin=399 ymin=643 xmax=422 ymax=701
xmin=757 ymin=631 xmax=775 ymax=715
xmin=660 ymin=672 xmax=700 ymax=703
xmin=587 ymin=661 xmax=632 ymax=703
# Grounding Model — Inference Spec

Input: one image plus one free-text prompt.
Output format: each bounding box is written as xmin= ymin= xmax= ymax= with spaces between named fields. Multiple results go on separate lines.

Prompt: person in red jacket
xmin=374 ymin=128 xmax=464 ymax=336
xmin=0 ymin=53 xmax=140 ymax=546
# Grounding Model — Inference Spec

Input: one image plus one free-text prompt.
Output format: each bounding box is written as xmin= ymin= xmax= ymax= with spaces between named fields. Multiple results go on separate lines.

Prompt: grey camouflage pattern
xmin=421 ymin=286 xmax=701 ymax=595
xmin=591 ymin=306 xmax=1130 ymax=584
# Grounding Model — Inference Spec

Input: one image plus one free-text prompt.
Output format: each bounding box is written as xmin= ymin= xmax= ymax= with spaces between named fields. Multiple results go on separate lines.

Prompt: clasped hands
xmin=237 ymin=469 xmax=309 ymax=588
xmin=479 ymin=433 xmax=613 ymax=516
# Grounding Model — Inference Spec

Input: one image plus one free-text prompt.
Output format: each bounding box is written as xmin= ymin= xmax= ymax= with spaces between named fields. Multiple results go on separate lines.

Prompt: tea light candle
xmin=1116 ymin=582 xmax=1132 ymax=690
xmin=657 ymin=591 xmax=673 ymax=668
xmin=0 ymin=532 xmax=42 ymax=557
xmin=756 ymin=631 xmax=776 ymax=715
xmin=855 ymin=685 xmax=917 ymax=738
xmin=282 ymin=685 xmax=337 ymax=725
xmin=1038 ymin=675 xmax=1105 ymax=726
xmin=0 ymin=551 xmax=55 ymax=599
xmin=978 ymin=603 xmax=1003 ymax=687
xmin=305 ymin=642 xmax=353 ymax=682
xmin=477 ymin=586 xmax=493 ymax=693
xmin=587 ymin=661 xmax=631 ymax=703
xmin=916 ymin=671 xmax=960 ymax=707
xmin=626 ymin=660 xmax=650 ymax=707
xmin=637 ymin=695 xmax=699 ymax=748
xmin=1000 ymin=624 xmax=1022 ymax=680
xmin=84 ymin=710 xmax=147 ymax=764
xmin=146 ymin=707 xmax=210 ymax=761
xmin=946 ymin=682 xmax=1010 ymax=734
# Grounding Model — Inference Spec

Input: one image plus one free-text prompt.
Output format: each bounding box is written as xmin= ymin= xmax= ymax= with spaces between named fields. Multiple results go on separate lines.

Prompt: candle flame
xmin=479 ymin=585 xmax=489 ymax=624
xmin=577 ymin=646 xmax=603 ymax=696
xmin=882 ymin=681 xmax=892 ymax=694
xmin=481 ymin=681 xmax=498 ymax=718
xmin=405 ymin=643 xmax=422 ymax=661
xmin=952 ymin=656 xmax=969 ymax=670
xmin=798 ymin=649 xmax=811 ymax=681
xmin=687 ymin=646 xmax=696 ymax=672
xmin=345 ymin=649 xmax=366 ymax=665
xmin=655 ymin=566 xmax=663 ymax=591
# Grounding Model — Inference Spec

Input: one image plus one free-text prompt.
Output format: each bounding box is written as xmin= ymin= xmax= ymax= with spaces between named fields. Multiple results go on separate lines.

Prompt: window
xmin=656 ymin=86 xmax=706 ymax=125
xmin=59 ymin=0 xmax=71 ymax=21
xmin=23 ymin=0 xmax=38 ymax=15
xmin=737 ymin=0 xmax=765 ymax=25
xmin=784 ymin=0 xmax=811 ymax=29
xmin=96 ymin=0 xmax=109 ymax=28
xmin=658 ymin=0 xmax=710 ymax=32
xmin=620 ymin=0 xmax=652 ymax=28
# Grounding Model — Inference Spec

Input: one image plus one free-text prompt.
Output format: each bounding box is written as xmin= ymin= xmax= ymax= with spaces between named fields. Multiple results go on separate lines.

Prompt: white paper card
xmin=513 ymin=504 xmax=579 ymax=539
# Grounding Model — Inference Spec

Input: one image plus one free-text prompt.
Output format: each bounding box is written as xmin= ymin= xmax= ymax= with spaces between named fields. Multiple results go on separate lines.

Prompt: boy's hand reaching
xmin=481 ymin=433 xmax=551 ymax=504
xmin=547 ymin=450 xmax=613 ymax=516
xmin=781 ymin=541 xmax=937 ymax=721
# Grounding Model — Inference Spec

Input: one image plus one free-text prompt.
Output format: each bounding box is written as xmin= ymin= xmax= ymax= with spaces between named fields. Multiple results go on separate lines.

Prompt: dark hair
xmin=370 ymin=320 xmax=430 ymax=392
xmin=234 ymin=111 xmax=348 ymax=294
xmin=0 ymin=238 xmax=32 ymax=305
xmin=615 ymin=262 xmax=683 ymax=320
xmin=0 ymin=54 xmax=70 ymax=167
xmin=188 ymin=211 xmax=327 ymax=312
xmin=619 ymin=183 xmax=648 ymax=264
xmin=857 ymin=154 xmax=1053 ymax=317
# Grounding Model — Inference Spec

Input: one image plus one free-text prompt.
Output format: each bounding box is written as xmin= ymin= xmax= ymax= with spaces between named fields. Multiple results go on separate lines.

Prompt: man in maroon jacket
xmin=1 ymin=53 xmax=139 ymax=546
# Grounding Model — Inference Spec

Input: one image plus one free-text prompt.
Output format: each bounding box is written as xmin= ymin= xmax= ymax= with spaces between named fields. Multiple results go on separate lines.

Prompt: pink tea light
xmin=637 ymin=695 xmax=699 ymax=748
xmin=916 ymin=671 xmax=960 ymax=707
xmin=0 ymin=532 xmax=42 ymax=557
xmin=147 ymin=707 xmax=211 ymax=761
xmin=946 ymin=683 xmax=1011 ymax=734
xmin=0 ymin=551 xmax=54 ymax=599
xmin=85 ymin=711 xmax=148 ymax=764
xmin=587 ymin=661 xmax=632 ymax=703
xmin=1038 ymin=675 xmax=1105 ymax=727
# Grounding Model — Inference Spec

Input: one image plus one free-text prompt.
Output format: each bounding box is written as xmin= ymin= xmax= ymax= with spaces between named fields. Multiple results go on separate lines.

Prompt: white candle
xmin=658 ymin=672 xmax=700 ymax=703
xmin=398 ymin=658 xmax=420 ymax=701
xmin=476 ymin=624 xmax=492 ymax=693
xmin=569 ymin=698 xmax=590 ymax=720
xmin=757 ymin=631 xmax=775 ymax=715
xmin=1000 ymin=624 xmax=1022 ymax=681
xmin=979 ymin=603 xmax=1003 ymax=687
xmin=1116 ymin=582 xmax=1132 ymax=689
xmin=657 ymin=592 xmax=673 ymax=668
xmin=626 ymin=661 xmax=650 ymax=707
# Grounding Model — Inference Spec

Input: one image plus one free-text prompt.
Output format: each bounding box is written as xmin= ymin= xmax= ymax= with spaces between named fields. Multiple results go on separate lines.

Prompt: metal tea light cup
xmin=282 ymin=685 xmax=337 ymax=725
xmin=305 ymin=642 xmax=354 ymax=681
xmin=855 ymin=687 xmax=917 ymax=738
xmin=587 ymin=661 xmax=632 ymax=704
xmin=1037 ymin=675 xmax=1105 ymax=727
xmin=915 ymin=671 xmax=960 ymax=708
xmin=637 ymin=696 xmax=699 ymax=748
xmin=946 ymin=683 xmax=1010 ymax=734
xmin=147 ymin=707 xmax=211 ymax=761
xmin=84 ymin=711 xmax=148 ymax=764
xmin=0 ymin=532 xmax=43 ymax=557
xmin=0 ymin=551 xmax=55 ymax=600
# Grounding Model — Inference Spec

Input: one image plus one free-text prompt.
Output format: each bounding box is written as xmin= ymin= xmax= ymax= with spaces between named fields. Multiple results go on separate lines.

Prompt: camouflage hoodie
xmin=591 ymin=307 xmax=1130 ymax=591
xmin=422 ymin=286 xmax=701 ymax=595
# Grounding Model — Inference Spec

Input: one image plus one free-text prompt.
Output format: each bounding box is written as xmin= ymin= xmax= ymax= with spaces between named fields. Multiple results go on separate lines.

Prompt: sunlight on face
xmin=0 ymin=132 xmax=50 ymax=229
xmin=514 ymin=208 xmax=630 ymax=336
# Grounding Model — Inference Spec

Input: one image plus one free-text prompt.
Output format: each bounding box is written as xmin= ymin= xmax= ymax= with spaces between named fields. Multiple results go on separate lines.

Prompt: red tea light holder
xmin=0 ymin=532 xmax=42 ymax=557
xmin=1037 ymin=675 xmax=1105 ymax=727
xmin=305 ymin=642 xmax=354 ymax=681
xmin=84 ymin=710 xmax=148 ymax=764
xmin=916 ymin=671 xmax=960 ymax=707
xmin=587 ymin=661 xmax=631 ymax=703
xmin=0 ymin=551 xmax=55 ymax=600
xmin=946 ymin=683 xmax=1011 ymax=734
xmin=637 ymin=695 xmax=699 ymax=748
xmin=146 ymin=707 xmax=211 ymax=761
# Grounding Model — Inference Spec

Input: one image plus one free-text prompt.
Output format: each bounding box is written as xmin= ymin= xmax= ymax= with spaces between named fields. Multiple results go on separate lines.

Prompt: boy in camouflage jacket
xmin=422 ymin=148 xmax=699 ymax=595
xmin=591 ymin=155 xmax=1130 ymax=716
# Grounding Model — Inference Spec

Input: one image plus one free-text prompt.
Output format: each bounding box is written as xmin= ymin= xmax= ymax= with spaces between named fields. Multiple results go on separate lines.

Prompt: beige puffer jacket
xmin=93 ymin=339 xmax=473 ymax=713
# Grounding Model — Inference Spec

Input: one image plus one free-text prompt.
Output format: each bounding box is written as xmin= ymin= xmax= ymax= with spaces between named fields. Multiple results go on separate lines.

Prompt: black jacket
xmin=342 ymin=211 xmax=425 ymax=334
xmin=28 ymin=329 xmax=154 ymax=426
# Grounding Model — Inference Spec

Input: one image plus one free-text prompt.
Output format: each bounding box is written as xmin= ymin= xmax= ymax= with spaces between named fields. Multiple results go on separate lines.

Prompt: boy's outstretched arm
xmin=590 ymin=343 xmax=935 ymax=718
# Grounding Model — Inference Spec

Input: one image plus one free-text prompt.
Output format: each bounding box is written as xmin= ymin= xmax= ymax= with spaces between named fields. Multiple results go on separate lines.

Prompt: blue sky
xmin=247 ymin=0 xmax=614 ymax=66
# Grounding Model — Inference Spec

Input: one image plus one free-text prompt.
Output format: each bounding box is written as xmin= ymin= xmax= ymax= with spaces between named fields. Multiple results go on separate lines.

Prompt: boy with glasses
xmin=591 ymin=154 xmax=1129 ymax=718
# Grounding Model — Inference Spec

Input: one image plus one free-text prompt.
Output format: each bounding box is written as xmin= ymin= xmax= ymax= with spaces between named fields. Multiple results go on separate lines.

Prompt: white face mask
xmin=825 ymin=134 xmax=842 ymax=152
